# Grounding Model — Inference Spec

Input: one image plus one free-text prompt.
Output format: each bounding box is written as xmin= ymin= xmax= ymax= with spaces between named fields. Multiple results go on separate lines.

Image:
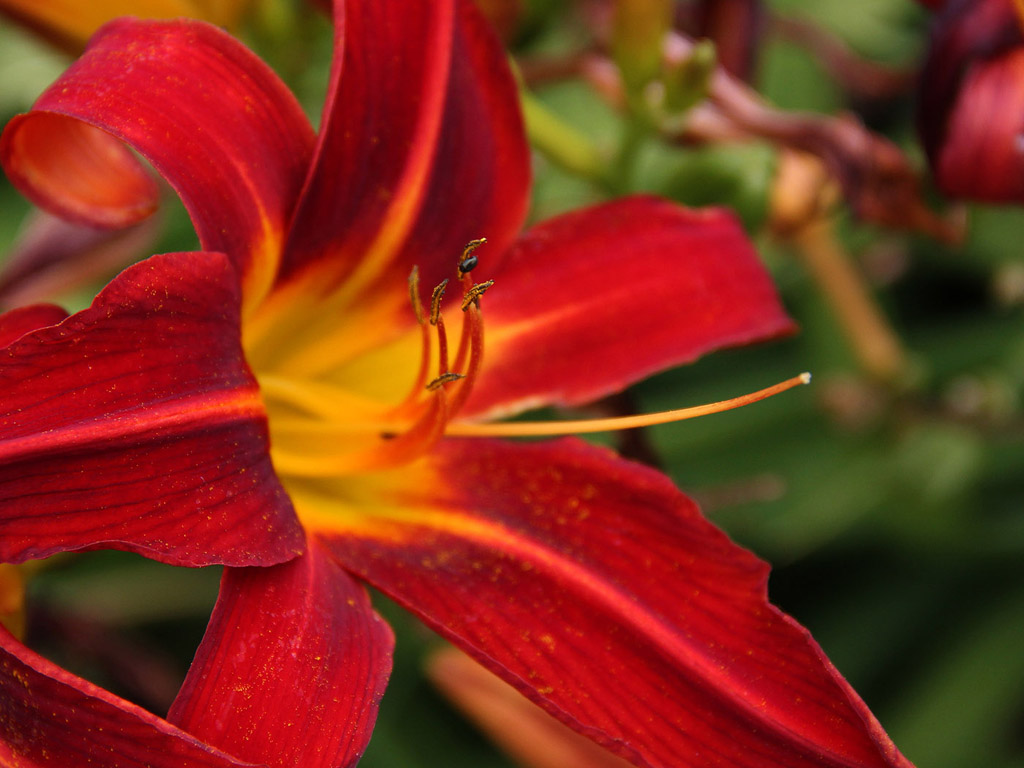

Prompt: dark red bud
xmin=917 ymin=0 xmax=1024 ymax=202
xmin=688 ymin=0 xmax=765 ymax=81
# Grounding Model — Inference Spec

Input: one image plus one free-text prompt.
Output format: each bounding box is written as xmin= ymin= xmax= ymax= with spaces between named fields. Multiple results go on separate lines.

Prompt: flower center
xmin=253 ymin=239 xmax=811 ymax=484
xmin=258 ymin=240 xmax=493 ymax=478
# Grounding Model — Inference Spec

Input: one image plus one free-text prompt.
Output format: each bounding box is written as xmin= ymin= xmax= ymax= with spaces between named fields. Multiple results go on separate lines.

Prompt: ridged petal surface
xmin=0 ymin=627 xmax=255 ymax=768
xmin=168 ymin=542 xmax=393 ymax=768
xmin=0 ymin=251 xmax=302 ymax=567
xmin=311 ymin=438 xmax=912 ymax=768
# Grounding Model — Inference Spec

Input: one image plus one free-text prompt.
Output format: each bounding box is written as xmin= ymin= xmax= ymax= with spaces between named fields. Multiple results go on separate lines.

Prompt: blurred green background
xmin=1 ymin=1 xmax=1022 ymax=767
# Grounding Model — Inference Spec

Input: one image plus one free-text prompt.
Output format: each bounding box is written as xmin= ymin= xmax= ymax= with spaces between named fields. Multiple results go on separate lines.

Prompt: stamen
xmin=429 ymin=279 xmax=448 ymax=326
xmin=435 ymin=316 xmax=450 ymax=377
xmin=458 ymin=238 xmax=487 ymax=278
xmin=429 ymin=278 xmax=453 ymax=376
xmin=427 ymin=372 xmax=465 ymax=390
xmin=408 ymin=266 xmax=425 ymax=325
xmin=450 ymin=302 xmax=474 ymax=374
xmin=393 ymin=267 xmax=435 ymax=412
xmin=452 ymin=237 xmax=491 ymax=374
xmin=270 ymin=239 xmax=497 ymax=477
xmin=446 ymin=303 xmax=485 ymax=418
xmin=461 ymin=280 xmax=495 ymax=311
xmin=444 ymin=373 xmax=812 ymax=437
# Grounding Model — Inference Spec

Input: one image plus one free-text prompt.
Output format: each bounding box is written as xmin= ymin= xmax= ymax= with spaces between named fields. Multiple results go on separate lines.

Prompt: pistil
xmin=445 ymin=374 xmax=811 ymax=437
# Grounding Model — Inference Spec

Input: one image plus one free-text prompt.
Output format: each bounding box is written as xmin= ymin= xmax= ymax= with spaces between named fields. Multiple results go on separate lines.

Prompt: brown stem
xmin=792 ymin=217 xmax=909 ymax=383
xmin=771 ymin=16 xmax=916 ymax=101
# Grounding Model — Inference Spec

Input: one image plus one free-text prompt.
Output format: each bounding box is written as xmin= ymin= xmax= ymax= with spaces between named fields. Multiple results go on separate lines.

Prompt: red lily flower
xmin=0 ymin=2 xmax=915 ymax=767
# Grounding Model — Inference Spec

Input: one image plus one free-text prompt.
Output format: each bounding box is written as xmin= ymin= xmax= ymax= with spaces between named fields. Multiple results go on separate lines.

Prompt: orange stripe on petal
xmin=278 ymin=1 xmax=455 ymax=292
xmin=319 ymin=3 xmax=455 ymax=303
xmin=273 ymin=0 xmax=529 ymax=309
xmin=323 ymin=506 xmax=828 ymax=728
xmin=0 ymin=390 xmax=263 ymax=465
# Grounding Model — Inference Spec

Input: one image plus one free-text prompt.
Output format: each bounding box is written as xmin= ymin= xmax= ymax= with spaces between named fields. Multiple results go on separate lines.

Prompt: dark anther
xmin=461 ymin=279 xmax=495 ymax=311
xmin=458 ymin=238 xmax=487 ymax=278
xmin=426 ymin=372 xmax=465 ymax=390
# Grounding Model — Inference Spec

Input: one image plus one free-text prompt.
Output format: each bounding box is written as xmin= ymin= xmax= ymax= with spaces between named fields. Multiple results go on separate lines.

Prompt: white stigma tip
xmin=799 ymin=372 xmax=813 ymax=385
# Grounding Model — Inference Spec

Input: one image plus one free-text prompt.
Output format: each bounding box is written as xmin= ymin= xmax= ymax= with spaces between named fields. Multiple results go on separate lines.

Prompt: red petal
xmin=0 ymin=303 xmax=68 ymax=347
xmin=916 ymin=0 xmax=1017 ymax=162
xmin=0 ymin=251 xmax=304 ymax=567
xmin=317 ymin=438 xmax=913 ymax=768
xmin=278 ymin=0 xmax=530 ymax=296
xmin=916 ymin=0 xmax=1024 ymax=202
xmin=0 ymin=19 xmax=315 ymax=304
xmin=463 ymin=197 xmax=795 ymax=419
xmin=168 ymin=541 xmax=393 ymax=768
xmin=0 ymin=627 xmax=255 ymax=768
xmin=936 ymin=48 xmax=1024 ymax=202
xmin=0 ymin=113 xmax=158 ymax=228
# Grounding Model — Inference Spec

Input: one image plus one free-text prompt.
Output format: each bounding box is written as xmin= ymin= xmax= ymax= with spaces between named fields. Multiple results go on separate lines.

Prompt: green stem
xmin=610 ymin=116 xmax=648 ymax=195
xmin=520 ymin=90 xmax=609 ymax=184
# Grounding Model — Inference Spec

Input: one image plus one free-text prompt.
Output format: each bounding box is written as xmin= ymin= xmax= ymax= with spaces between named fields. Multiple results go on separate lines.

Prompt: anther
xmin=461 ymin=280 xmax=495 ymax=311
xmin=430 ymin=279 xmax=449 ymax=326
xmin=408 ymin=266 xmax=425 ymax=325
xmin=426 ymin=372 xmax=465 ymax=390
xmin=458 ymin=238 xmax=487 ymax=278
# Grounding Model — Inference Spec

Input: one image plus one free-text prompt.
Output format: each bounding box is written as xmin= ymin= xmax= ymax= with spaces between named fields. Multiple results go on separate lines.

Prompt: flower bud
xmin=917 ymin=0 xmax=1024 ymax=202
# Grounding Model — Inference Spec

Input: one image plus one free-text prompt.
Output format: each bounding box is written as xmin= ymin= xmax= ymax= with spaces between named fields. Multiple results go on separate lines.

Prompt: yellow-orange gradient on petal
xmin=253 ymin=252 xmax=491 ymax=483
